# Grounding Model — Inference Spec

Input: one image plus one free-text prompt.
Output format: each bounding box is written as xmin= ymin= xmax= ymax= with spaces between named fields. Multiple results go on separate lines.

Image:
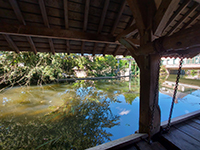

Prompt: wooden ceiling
xmin=0 ymin=0 xmax=200 ymax=56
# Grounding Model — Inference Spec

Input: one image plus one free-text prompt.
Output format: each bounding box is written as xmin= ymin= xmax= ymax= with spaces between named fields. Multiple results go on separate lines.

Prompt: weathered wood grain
xmin=162 ymin=127 xmax=200 ymax=150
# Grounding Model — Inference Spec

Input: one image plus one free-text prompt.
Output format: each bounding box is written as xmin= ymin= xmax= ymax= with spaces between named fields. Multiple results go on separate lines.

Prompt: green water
xmin=0 ymin=79 xmax=139 ymax=149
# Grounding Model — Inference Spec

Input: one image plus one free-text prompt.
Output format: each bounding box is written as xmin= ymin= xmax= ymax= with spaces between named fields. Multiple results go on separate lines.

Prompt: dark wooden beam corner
xmin=48 ymin=39 xmax=55 ymax=54
xmin=66 ymin=40 xmax=70 ymax=55
xmin=27 ymin=36 xmax=37 ymax=54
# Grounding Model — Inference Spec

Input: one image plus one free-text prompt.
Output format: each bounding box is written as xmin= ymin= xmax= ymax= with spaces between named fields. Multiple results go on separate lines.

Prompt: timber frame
xmin=1 ymin=0 xmax=200 ymax=139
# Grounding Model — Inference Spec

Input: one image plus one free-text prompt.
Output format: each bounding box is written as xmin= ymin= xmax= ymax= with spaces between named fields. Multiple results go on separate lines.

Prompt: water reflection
xmin=0 ymin=78 xmax=200 ymax=149
xmin=0 ymin=80 xmax=139 ymax=149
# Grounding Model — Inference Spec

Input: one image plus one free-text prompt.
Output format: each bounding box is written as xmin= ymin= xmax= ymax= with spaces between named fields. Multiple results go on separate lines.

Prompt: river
xmin=0 ymin=78 xmax=200 ymax=149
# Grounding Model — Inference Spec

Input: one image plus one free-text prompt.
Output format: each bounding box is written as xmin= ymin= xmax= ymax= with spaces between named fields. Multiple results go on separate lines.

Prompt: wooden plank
xmin=98 ymin=0 xmax=110 ymax=33
xmin=83 ymin=0 xmax=90 ymax=31
xmin=174 ymin=123 xmax=200 ymax=142
xmin=153 ymin=0 xmax=180 ymax=36
xmin=27 ymin=36 xmax=37 ymax=54
xmin=181 ymin=11 xmax=200 ymax=30
xmin=64 ymin=0 xmax=69 ymax=29
xmin=126 ymin=0 xmax=146 ymax=35
xmin=166 ymin=3 xmax=199 ymax=36
xmin=0 ymin=23 xmax=117 ymax=44
xmin=3 ymin=34 xmax=20 ymax=53
xmin=113 ymin=45 xmax=121 ymax=56
xmin=186 ymin=120 xmax=200 ymax=130
xmin=38 ymin=0 xmax=50 ymax=28
xmin=81 ymin=41 xmax=84 ymax=56
xmin=116 ymin=24 xmax=137 ymax=40
xmin=9 ymin=0 xmax=37 ymax=54
xmin=66 ymin=40 xmax=70 ymax=55
xmin=92 ymin=42 xmax=98 ymax=56
xmin=48 ymin=39 xmax=55 ymax=54
xmin=8 ymin=0 xmax=26 ymax=25
xmin=125 ymin=38 xmax=140 ymax=46
xmin=161 ymin=110 xmax=200 ymax=128
xmin=86 ymin=133 xmax=148 ymax=150
xmin=162 ymin=127 xmax=200 ymax=150
xmin=136 ymin=140 xmax=167 ymax=150
xmin=192 ymin=118 xmax=200 ymax=124
xmin=123 ymin=49 xmax=129 ymax=57
xmin=103 ymin=43 xmax=109 ymax=56
xmin=163 ymin=0 xmax=191 ymax=33
xmin=133 ymin=22 xmax=200 ymax=56
xmin=111 ymin=0 xmax=126 ymax=34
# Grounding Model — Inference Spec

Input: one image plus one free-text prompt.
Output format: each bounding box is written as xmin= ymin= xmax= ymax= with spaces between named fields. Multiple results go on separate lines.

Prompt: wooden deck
xmin=87 ymin=110 xmax=200 ymax=150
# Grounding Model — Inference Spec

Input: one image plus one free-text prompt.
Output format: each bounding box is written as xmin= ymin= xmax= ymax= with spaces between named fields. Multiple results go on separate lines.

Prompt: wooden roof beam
xmin=103 ymin=44 xmax=109 ymax=56
xmin=64 ymin=0 xmax=69 ymax=29
xmin=92 ymin=43 xmax=98 ymax=56
xmin=166 ymin=3 xmax=199 ymax=36
xmin=0 ymin=24 xmax=117 ymax=44
xmin=3 ymin=34 xmax=20 ymax=53
xmin=39 ymin=0 xmax=55 ymax=54
xmin=111 ymin=0 xmax=126 ymax=35
xmin=123 ymin=49 xmax=129 ymax=57
xmin=63 ymin=0 xmax=70 ymax=54
xmin=116 ymin=24 xmax=137 ymax=40
xmin=9 ymin=0 xmax=37 ymax=54
xmin=163 ymin=0 xmax=191 ymax=34
xmin=98 ymin=0 xmax=110 ymax=33
xmin=83 ymin=0 xmax=90 ymax=31
xmin=113 ymin=45 xmax=121 ymax=56
xmin=134 ymin=23 xmax=200 ymax=56
xmin=181 ymin=11 xmax=200 ymax=30
xmin=81 ymin=41 xmax=84 ymax=56
xmin=66 ymin=40 xmax=70 ymax=55
xmin=153 ymin=0 xmax=180 ymax=37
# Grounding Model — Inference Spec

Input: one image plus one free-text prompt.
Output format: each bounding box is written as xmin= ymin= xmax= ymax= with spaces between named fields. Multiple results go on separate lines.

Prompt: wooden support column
xmin=137 ymin=54 xmax=161 ymax=135
xmin=126 ymin=0 xmax=161 ymax=137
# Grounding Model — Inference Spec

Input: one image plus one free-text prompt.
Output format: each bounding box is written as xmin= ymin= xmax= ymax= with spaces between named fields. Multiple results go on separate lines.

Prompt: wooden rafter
xmin=126 ymin=0 xmax=146 ymax=36
xmin=125 ymin=38 xmax=140 ymax=46
xmin=66 ymin=40 xmax=70 ymax=55
xmin=163 ymin=0 xmax=191 ymax=34
xmin=0 ymin=24 xmax=117 ymax=44
xmin=81 ymin=41 xmax=84 ymax=56
xmin=84 ymin=0 xmax=90 ymax=32
xmin=153 ymin=0 xmax=180 ymax=36
xmin=63 ymin=0 xmax=70 ymax=55
xmin=98 ymin=0 xmax=110 ymax=33
xmin=111 ymin=0 xmax=126 ymax=35
xmin=116 ymin=24 xmax=137 ymax=40
xmin=123 ymin=49 xmax=129 ymax=57
xmin=113 ymin=45 xmax=121 ymax=56
xmin=103 ymin=43 xmax=109 ymax=56
xmin=181 ymin=11 xmax=200 ymax=30
xmin=39 ymin=0 xmax=55 ymax=54
xmin=64 ymin=0 xmax=69 ymax=29
xmin=134 ymin=23 xmax=200 ymax=56
xmin=3 ymin=34 xmax=20 ymax=53
xmin=166 ymin=3 xmax=199 ymax=36
xmin=125 ymin=16 xmax=135 ymax=29
xmin=9 ymin=0 xmax=37 ymax=54
xmin=92 ymin=43 xmax=98 ymax=56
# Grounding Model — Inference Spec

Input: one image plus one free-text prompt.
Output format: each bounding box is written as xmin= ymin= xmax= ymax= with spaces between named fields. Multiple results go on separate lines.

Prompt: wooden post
xmin=137 ymin=54 xmax=161 ymax=136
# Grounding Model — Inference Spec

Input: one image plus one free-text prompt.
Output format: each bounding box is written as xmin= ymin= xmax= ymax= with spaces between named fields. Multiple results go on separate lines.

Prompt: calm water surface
xmin=0 ymin=79 xmax=200 ymax=149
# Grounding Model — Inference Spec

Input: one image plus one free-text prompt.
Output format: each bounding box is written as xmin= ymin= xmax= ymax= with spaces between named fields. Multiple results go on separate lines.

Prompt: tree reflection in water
xmin=0 ymin=81 xmax=121 ymax=150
